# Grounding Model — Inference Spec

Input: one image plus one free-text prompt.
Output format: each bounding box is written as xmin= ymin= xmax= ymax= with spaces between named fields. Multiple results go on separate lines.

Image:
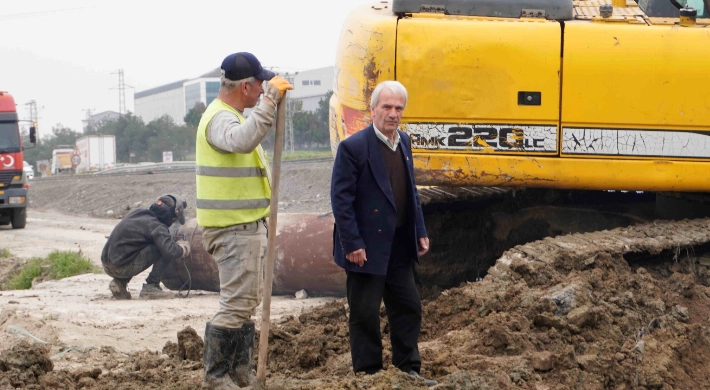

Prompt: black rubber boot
xmin=229 ymin=322 xmax=255 ymax=387
xmin=203 ymin=323 xmax=238 ymax=390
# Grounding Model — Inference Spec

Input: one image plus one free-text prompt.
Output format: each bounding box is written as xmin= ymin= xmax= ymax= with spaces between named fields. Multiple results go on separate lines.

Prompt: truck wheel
xmin=11 ymin=208 xmax=26 ymax=229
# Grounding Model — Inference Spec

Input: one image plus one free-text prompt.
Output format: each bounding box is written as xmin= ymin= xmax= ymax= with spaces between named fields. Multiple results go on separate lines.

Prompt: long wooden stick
xmin=255 ymin=92 xmax=287 ymax=388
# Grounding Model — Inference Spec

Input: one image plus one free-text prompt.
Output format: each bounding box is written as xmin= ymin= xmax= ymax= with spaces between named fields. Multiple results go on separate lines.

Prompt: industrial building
xmin=134 ymin=66 xmax=334 ymax=126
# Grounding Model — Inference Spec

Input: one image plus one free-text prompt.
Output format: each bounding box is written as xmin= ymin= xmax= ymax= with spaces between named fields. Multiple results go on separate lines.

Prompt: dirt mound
xmin=4 ymin=218 xmax=710 ymax=389
xmin=162 ymin=326 xmax=203 ymax=362
xmin=0 ymin=327 xmax=205 ymax=390
xmin=254 ymin=219 xmax=710 ymax=388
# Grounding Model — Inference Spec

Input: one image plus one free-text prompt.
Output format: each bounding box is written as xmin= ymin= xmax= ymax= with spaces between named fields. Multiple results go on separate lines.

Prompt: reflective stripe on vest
xmin=196 ymin=198 xmax=271 ymax=210
xmin=195 ymin=165 xmax=268 ymax=178
xmin=195 ymin=99 xmax=271 ymax=227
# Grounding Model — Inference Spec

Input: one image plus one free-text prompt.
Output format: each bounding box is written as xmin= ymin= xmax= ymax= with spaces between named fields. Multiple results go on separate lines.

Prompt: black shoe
xmin=139 ymin=283 xmax=174 ymax=299
xmin=408 ymin=370 xmax=437 ymax=387
xmin=108 ymin=278 xmax=131 ymax=300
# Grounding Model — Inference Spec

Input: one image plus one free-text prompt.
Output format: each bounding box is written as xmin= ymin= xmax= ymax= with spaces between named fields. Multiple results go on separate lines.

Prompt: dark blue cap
xmin=221 ymin=52 xmax=275 ymax=81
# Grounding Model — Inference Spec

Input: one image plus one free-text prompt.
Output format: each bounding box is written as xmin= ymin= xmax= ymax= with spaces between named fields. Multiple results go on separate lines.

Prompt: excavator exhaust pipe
xmin=162 ymin=213 xmax=346 ymax=296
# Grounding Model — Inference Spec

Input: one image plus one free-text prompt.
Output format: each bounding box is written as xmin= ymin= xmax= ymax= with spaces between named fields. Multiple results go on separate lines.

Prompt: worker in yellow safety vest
xmin=196 ymin=52 xmax=292 ymax=389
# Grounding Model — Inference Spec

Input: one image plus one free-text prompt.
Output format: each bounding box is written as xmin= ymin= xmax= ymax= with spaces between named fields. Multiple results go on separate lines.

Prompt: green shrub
xmin=7 ymin=258 xmax=43 ymax=290
xmin=46 ymin=251 xmax=95 ymax=279
xmin=0 ymin=248 xmax=11 ymax=258
xmin=7 ymin=250 xmax=97 ymax=290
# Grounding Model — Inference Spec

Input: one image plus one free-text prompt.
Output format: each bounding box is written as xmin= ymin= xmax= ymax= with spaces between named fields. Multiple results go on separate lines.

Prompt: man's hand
xmin=263 ymin=76 xmax=294 ymax=105
xmin=418 ymin=237 xmax=430 ymax=257
xmin=346 ymin=248 xmax=367 ymax=267
xmin=176 ymin=240 xmax=191 ymax=258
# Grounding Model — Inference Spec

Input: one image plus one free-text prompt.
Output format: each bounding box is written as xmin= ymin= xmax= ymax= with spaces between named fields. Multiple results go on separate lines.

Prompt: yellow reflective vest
xmin=196 ymin=99 xmax=271 ymax=227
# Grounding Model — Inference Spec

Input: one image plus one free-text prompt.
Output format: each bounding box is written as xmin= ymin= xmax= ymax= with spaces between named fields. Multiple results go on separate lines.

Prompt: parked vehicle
xmin=0 ymin=91 xmax=36 ymax=229
xmin=51 ymin=147 xmax=74 ymax=175
xmin=74 ymin=135 xmax=116 ymax=174
xmin=23 ymin=160 xmax=33 ymax=180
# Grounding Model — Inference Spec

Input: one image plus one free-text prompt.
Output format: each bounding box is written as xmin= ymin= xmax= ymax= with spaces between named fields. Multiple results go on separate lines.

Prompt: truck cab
xmin=0 ymin=91 xmax=34 ymax=229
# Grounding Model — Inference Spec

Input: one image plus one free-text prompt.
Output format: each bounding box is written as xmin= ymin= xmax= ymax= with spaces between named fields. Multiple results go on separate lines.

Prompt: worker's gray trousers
xmin=202 ymin=219 xmax=267 ymax=329
xmin=102 ymin=245 xmax=166 ymax=285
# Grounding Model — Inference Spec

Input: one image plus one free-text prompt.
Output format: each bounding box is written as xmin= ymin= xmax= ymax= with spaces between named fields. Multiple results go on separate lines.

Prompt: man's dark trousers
xmin=346 ymin=227 xmax=422 ymax=374
xmin=102 ymin=245 xmax=167 ymax=284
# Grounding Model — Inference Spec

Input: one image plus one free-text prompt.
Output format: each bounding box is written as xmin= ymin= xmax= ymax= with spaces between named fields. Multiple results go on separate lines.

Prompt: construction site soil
xmin=26 ymin=159 xmax=334 ymax=218
xmin=3 ymin=159 xmax=710 ymax=389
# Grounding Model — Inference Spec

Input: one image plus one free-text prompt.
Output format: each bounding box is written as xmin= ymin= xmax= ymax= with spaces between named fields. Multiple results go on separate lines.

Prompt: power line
xmin=0 ymin=7 xmax=91 ymax=21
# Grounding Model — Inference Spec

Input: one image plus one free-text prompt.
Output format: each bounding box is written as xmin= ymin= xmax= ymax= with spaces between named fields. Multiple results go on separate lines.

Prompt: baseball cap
xmin=221 ymin=52 xmax=275 ymax=82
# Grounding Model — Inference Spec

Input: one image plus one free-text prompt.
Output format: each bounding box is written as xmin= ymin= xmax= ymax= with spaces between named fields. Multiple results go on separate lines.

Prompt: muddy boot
xmin=139 ymin=283 xmax=175 ymax=299
xmin=108 ymin=278 xmax=131 ymax=300
xmin=229 ymin=322 xmax=255 ymax=387
xmin=203 ymin=323 xmax=238 ymax=389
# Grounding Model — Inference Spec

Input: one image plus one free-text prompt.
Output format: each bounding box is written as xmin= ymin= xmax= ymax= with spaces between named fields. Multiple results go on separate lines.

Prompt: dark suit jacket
xmin=331 ymin=125 xmax=427 ymax=275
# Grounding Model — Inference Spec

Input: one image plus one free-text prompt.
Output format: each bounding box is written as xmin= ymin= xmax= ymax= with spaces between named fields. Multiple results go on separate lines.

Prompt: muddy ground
xmin=3 ymin=160 xmax=710 ymax=389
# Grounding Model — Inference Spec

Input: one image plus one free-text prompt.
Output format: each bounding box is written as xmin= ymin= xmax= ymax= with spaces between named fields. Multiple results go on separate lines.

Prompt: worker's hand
xmin=417 ymin=237 xmax=430 ymax=257
xmin=263 ymin=76 xmax=294 ymax=105
xmin=176 ymin=240 xmax=191 ymax=258
xmin=346 ymin=248 xmax=367 ymax=267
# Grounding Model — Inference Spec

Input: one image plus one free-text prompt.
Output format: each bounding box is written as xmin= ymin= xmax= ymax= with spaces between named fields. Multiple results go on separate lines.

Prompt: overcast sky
xmin=0 ymin=0 xmax=375 ymax=134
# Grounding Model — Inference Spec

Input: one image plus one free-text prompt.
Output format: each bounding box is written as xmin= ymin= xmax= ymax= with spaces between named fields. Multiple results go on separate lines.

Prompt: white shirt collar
xmin=373 ymin=124 xmax=399 ymax=152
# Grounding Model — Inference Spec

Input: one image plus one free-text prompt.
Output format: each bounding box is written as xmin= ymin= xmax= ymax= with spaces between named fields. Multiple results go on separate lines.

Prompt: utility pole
xmin=82 ymin=108 xmax=95 ymax=132
xmin=25 ymin=100 xmax=38 ymax=139
xmin=110 ymin=69 xmax=132 ymax=115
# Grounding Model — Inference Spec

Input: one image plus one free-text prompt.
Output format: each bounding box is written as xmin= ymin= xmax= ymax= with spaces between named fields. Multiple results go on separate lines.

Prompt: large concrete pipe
xmin=161 ymin=213 xmax=346 ymax=296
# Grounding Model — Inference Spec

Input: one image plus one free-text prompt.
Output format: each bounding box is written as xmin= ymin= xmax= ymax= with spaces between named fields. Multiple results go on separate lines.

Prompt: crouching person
xmin=101 ymin=194 xmax=190 ymax=300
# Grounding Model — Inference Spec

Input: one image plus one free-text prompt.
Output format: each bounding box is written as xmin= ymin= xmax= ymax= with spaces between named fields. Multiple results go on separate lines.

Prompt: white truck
xmin=51 ymin=147 xmax=74 ymax=175
xmin=75 ymin=135 xmax=116 ymax=174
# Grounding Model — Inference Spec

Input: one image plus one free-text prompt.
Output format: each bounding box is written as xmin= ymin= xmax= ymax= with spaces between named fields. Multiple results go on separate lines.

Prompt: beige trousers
xmin=202 ymin=220 xmax=267 ymax=329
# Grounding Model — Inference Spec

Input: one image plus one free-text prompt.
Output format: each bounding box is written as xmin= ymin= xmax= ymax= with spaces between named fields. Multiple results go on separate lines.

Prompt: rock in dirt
xmin=532 ymin=351 xmax=556 ymax=372
xmin=0 ymin=341 xmax=53 ymax=373
xmin=0 ymin=341 xmax=54 ymax=389
xmin=295 ymin=289 xmax=308 ymax=299
xmin=177 ymin=326 xmax=203 ymax=362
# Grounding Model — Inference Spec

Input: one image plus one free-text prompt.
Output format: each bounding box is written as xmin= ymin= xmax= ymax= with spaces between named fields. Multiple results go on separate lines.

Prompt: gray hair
xmin=370 ymin=81 xmax=408 ymax=109
xmin=220 ymin=70 xmax=256 ymax=92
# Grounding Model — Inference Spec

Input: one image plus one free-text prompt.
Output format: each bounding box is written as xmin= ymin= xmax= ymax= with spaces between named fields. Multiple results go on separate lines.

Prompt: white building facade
xmin=282 ymin=66 xmax=334 ymax=112
xmin=134 ymin=80 xmax=187 ymax=125
xmin=133 ymin=66 xmax=335 ymax=125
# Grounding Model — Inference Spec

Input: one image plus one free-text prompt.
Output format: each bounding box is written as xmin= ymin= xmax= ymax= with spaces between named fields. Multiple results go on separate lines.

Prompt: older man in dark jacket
xmin=101 ymin=194 xmax=190 ymax=300
xmin=331 ymin=81 xmax=436 ymax=386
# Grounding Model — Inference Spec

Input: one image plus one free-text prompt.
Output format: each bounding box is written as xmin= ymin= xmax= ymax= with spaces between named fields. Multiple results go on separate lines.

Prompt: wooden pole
xmin=255 ymin=92 xmax=287 ymax=389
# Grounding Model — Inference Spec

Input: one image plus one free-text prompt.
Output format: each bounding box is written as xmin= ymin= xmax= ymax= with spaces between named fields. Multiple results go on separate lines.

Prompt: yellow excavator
xmin=329 ymin=0 xmax=710 ymax=289
xmin=163 ymin=0 xmax=710 ymax=296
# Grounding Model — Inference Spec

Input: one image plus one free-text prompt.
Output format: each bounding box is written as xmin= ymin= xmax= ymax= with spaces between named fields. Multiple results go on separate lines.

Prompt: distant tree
xmin=316 ymin=91 xmax=333 ymax=128
xmin=21 ymin=125 xmax=82 ymax=165
xmin=184 ymin=102 xmax=206 ymax=129
xmin=291 ymin=91 xmax=332 ymax=148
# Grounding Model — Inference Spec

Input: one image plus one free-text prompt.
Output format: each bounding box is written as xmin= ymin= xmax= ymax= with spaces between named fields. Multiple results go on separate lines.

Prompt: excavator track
xmin=491 ymin=217 xmax=710 ymax=281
